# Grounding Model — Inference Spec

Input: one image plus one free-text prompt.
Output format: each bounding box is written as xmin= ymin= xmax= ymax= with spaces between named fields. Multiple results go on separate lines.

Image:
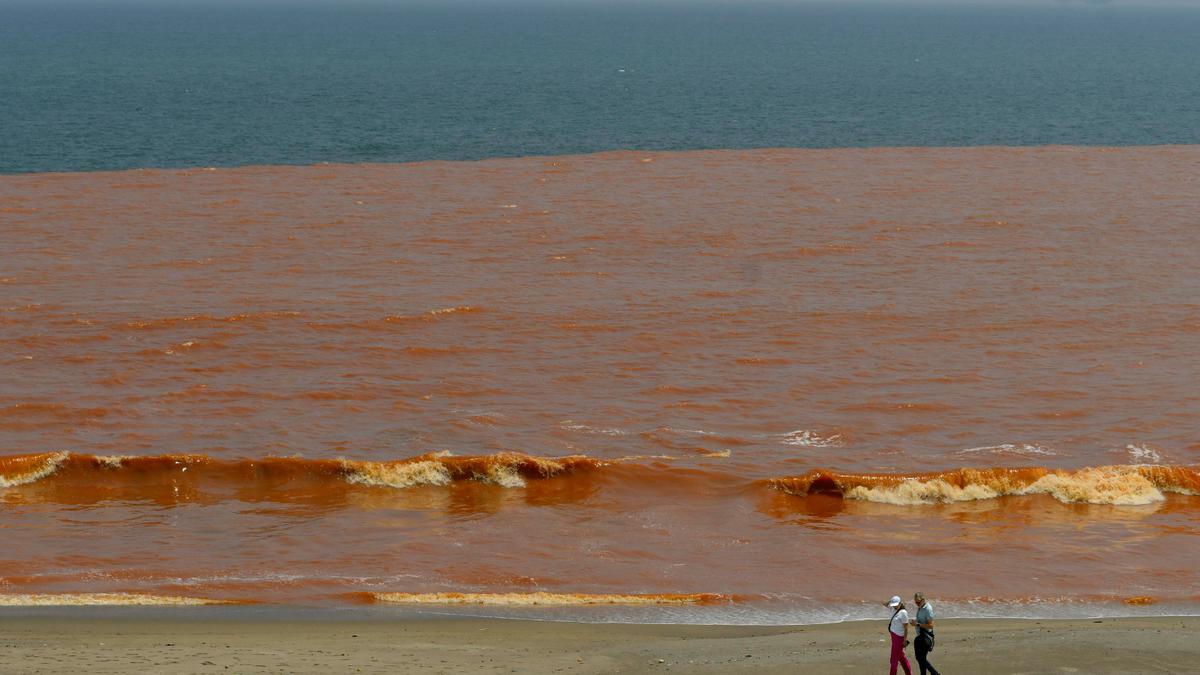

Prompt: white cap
xmin=888 ymin=596 xmax=902 ymax=607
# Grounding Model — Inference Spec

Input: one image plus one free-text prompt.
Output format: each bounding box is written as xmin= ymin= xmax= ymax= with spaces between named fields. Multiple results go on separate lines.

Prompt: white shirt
xmin=889 ymin=608 xmax=910 ymax=636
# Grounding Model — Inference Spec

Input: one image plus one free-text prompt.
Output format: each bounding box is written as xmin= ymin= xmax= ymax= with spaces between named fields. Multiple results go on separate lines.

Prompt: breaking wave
xmin=0 ymin=451 xmax=69 ymax=487
xmin=769 ymin=465 xmax=1200 ymax=505
xmin=0 ymin=451 xmax=605 ymax=491
xmin=341 ymin=451 xmax=599 ymax=488
xmin=2 ymin=452 xmax=1197 ymax=507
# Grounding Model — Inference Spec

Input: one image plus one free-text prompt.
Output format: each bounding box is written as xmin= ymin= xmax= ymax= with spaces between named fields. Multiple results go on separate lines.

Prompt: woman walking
xmin=883 ymin=595 xmax=913 ymax=675
xmin=910 ymin=592 xmax=941 ymax=675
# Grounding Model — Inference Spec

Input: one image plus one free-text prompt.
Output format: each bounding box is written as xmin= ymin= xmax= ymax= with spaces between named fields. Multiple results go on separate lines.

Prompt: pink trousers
xmin=890 ymin=631 xmax=913 ymax=675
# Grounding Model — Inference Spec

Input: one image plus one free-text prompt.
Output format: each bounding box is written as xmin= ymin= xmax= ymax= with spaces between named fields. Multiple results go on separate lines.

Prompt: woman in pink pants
xmin=884 ymin=595 xmax=913 ymax=675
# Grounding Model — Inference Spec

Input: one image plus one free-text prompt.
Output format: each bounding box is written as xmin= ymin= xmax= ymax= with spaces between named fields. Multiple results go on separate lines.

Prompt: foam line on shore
xmin=0 ymin=593 xmax=235 ymax=606
xmin=373 ymin=592 xmax=732 ymax=606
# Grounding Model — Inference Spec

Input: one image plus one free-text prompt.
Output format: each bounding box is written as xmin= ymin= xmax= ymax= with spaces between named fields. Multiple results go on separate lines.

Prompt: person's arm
xmin=918 ymin=610 xmax=935 ymax=630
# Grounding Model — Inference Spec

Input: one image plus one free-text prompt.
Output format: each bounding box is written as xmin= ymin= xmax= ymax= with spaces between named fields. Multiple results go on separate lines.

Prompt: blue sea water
xmin=1 ymin=3 xmax=1199 ymax=174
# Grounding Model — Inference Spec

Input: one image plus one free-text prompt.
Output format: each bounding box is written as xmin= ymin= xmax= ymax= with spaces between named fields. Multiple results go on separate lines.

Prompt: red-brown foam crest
xmin=0 ymin=451 xmax=69 ymax=487
xmin=769 ymin=465 xmax=1200 ymax=505
xmin=342 ymin=452 xmax=604 ymax=488
xmin=0 ymin=451 xmax=605 ymax=492
xmin=5 ymin=453 xmax=1197 ymax=506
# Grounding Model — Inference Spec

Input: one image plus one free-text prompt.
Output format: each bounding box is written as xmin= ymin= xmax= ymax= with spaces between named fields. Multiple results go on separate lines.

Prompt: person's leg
xmin=889 ymin=632 xmax=902 ymax=675
xmin=917 ymin=634 xmax=941 ymax=675
xmin=890 ymin=632 xmax=913 ymax=675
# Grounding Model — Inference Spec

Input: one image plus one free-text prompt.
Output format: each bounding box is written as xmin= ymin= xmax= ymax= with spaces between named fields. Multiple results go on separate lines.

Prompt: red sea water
xmin=0 ymin=147 xmax=1197 ymax=621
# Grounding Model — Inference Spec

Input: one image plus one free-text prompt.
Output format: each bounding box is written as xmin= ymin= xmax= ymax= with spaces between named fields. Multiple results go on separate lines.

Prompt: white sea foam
xmin=663 ymin=427 xmax=715 ymax=436
xmin=779 ymin=430 xmax=843 ymax=447
xmin=957 ymin=443 xmax=1056 ymax=457
xmin=1126 ymin=444 xmax=1162 ymax=464
xmin=370 ymin=595 xmax=1199 ymax=626
xmin=94 ymin=455 xmax=134 ymax=468
xmin=560 ymin=421 xmax=627 ymax=436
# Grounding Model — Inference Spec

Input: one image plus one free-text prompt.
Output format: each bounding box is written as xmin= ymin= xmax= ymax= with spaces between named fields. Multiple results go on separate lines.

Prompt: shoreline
xmin=2 ymin=597 xmax=1197 ymax=624
xmin=0 ymin=614 xmax=1196 ymax=673
xmin=3 ymin=143 xmax=1200 ymax=178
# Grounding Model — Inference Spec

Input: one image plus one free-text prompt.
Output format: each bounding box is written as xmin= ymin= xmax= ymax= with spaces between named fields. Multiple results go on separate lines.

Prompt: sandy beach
xmin=1 ymin=613 xmax=1196 ymax=674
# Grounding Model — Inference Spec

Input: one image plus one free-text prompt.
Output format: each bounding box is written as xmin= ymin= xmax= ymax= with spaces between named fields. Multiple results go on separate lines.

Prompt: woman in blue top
xmin=910 ymin=592 xmax=941 ymax=675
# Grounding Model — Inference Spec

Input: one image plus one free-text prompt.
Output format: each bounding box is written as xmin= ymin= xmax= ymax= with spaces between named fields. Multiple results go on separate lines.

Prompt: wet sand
xmin=0 ymin=614 xmax=1196 ymax=673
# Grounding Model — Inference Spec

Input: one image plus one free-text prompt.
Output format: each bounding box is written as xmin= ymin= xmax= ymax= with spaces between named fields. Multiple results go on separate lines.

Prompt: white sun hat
xmin=888 ymin=595 xmax=902 ymax=607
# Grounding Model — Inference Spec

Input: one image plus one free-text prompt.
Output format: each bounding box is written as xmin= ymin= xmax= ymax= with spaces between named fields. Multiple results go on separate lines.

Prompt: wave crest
xmin=0 ymin=451 xmax=604 ymax=491
xmin=770 ymin=465 xmax=1200 ymax=505
xmin=0 ymin=451 xmax=69 ymax=487
xmin=342 ymin=452 xmax=601 ymax=489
